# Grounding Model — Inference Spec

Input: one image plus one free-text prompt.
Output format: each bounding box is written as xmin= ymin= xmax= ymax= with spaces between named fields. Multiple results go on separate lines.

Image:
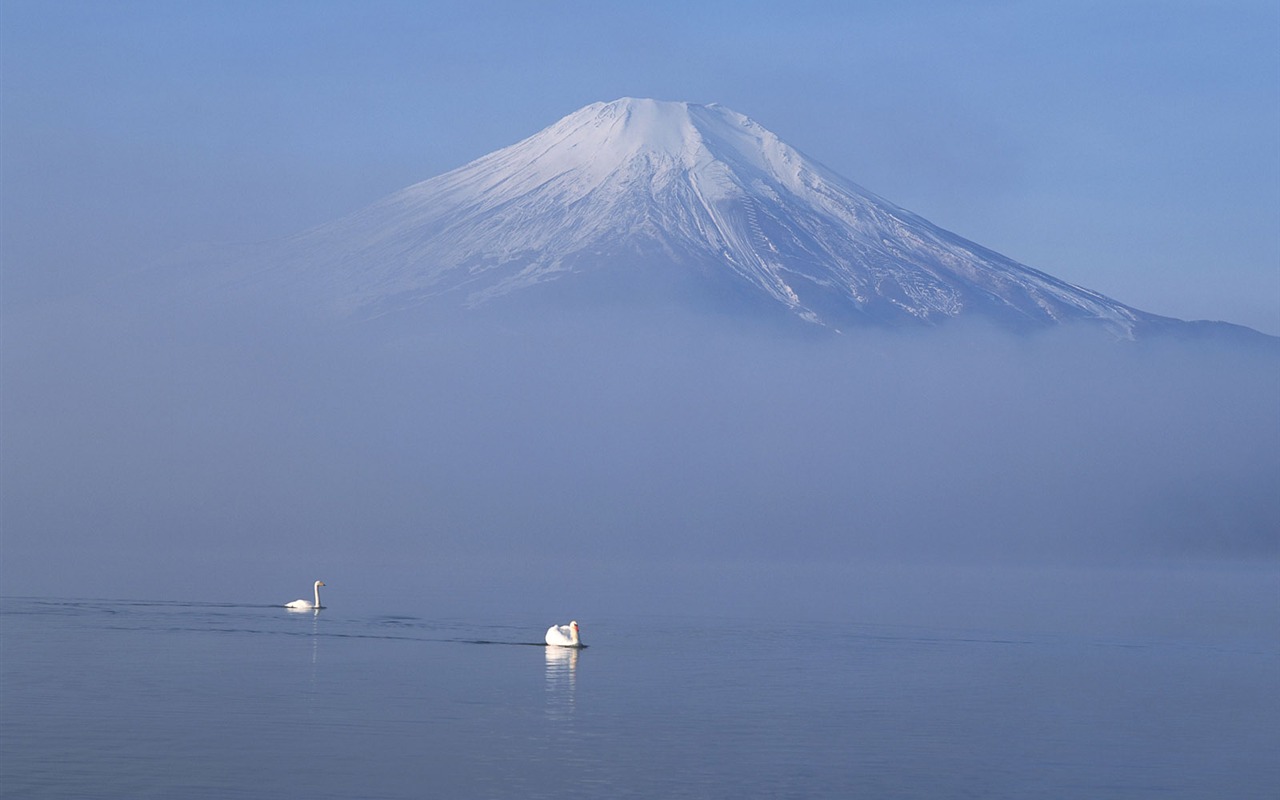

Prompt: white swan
xmin=545 ymin=620 xmax=583 ymax=647
xmin=285 ymin=580 xmax=325 ymax=610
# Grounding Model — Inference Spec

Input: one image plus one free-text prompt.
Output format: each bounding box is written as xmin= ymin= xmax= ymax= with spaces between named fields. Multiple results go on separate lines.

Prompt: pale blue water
xmin=2 ymin=594 xmax=1277 ymax=798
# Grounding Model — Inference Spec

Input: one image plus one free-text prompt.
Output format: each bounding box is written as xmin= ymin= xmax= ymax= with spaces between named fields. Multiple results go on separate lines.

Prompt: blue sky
xmin=3 ymin=0 xmax=1277 ymax=333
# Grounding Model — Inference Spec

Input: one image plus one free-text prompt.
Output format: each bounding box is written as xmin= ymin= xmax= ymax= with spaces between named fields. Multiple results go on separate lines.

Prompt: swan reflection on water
xmin=544 ymin=644 xmax=578 ymax=719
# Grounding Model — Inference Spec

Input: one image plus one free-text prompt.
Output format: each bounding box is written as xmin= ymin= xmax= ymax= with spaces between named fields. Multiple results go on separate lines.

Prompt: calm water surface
xmin=2 ymin=595 xmax=1276 ymax=798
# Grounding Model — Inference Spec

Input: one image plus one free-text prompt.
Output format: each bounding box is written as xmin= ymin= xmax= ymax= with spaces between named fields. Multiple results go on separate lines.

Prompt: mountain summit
xmin=237 ymin=98 xmax=1243 ymax=338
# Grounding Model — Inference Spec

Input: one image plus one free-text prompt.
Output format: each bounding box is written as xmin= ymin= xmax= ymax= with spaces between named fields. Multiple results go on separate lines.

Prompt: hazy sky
xmin=2 ymin=2 xmax=1278 ymax=612
xmin=2 ymin=0 xmax=1277 ymax=334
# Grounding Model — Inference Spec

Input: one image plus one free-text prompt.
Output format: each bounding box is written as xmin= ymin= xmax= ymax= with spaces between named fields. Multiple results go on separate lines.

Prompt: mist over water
xmin=3 ymin=293 xmax=1277 ymax=634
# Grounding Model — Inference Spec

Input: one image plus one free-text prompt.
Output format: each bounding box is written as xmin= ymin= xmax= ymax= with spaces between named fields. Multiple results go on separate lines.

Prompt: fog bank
xmin=3 ymin=299 xmax=1277 ymax=625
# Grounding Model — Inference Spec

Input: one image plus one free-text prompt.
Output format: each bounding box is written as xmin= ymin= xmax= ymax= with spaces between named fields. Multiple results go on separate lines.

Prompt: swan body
xmin=285 ymin=580 xmax=325 ymax=610
xmin=545 ymin=620 xmax=583 ymax=648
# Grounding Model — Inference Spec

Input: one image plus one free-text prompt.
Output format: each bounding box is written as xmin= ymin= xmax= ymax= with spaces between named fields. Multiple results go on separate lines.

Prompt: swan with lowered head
xmin=545 ymin=620 xmax=583 ymax=648
xmin=285 ymin=580 xmax=325 ymax=610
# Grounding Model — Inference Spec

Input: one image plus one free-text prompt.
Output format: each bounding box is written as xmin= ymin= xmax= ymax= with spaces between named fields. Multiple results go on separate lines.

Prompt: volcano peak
xmin=219 ymin=98 xmax=1264 ymax=342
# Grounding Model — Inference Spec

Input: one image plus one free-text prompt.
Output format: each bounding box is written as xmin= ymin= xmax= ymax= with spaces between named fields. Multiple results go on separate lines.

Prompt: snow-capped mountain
xmin=226 ymin=98 xmax=1251 ymax=338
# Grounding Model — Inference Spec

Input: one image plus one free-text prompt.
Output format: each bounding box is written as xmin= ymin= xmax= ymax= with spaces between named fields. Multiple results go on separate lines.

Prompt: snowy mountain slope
xmin=217 ymin=98 xmax=1256 ymax=339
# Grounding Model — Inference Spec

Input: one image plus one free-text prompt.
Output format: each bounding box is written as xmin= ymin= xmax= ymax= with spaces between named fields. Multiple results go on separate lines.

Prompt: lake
xmin=2 ymin=581 xmax=1277 ymax=799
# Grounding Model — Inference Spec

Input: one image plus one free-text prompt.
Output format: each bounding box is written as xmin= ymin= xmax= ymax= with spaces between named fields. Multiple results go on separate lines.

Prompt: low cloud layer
xmin=3 ymin=297 xmax=1277 ymax=617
